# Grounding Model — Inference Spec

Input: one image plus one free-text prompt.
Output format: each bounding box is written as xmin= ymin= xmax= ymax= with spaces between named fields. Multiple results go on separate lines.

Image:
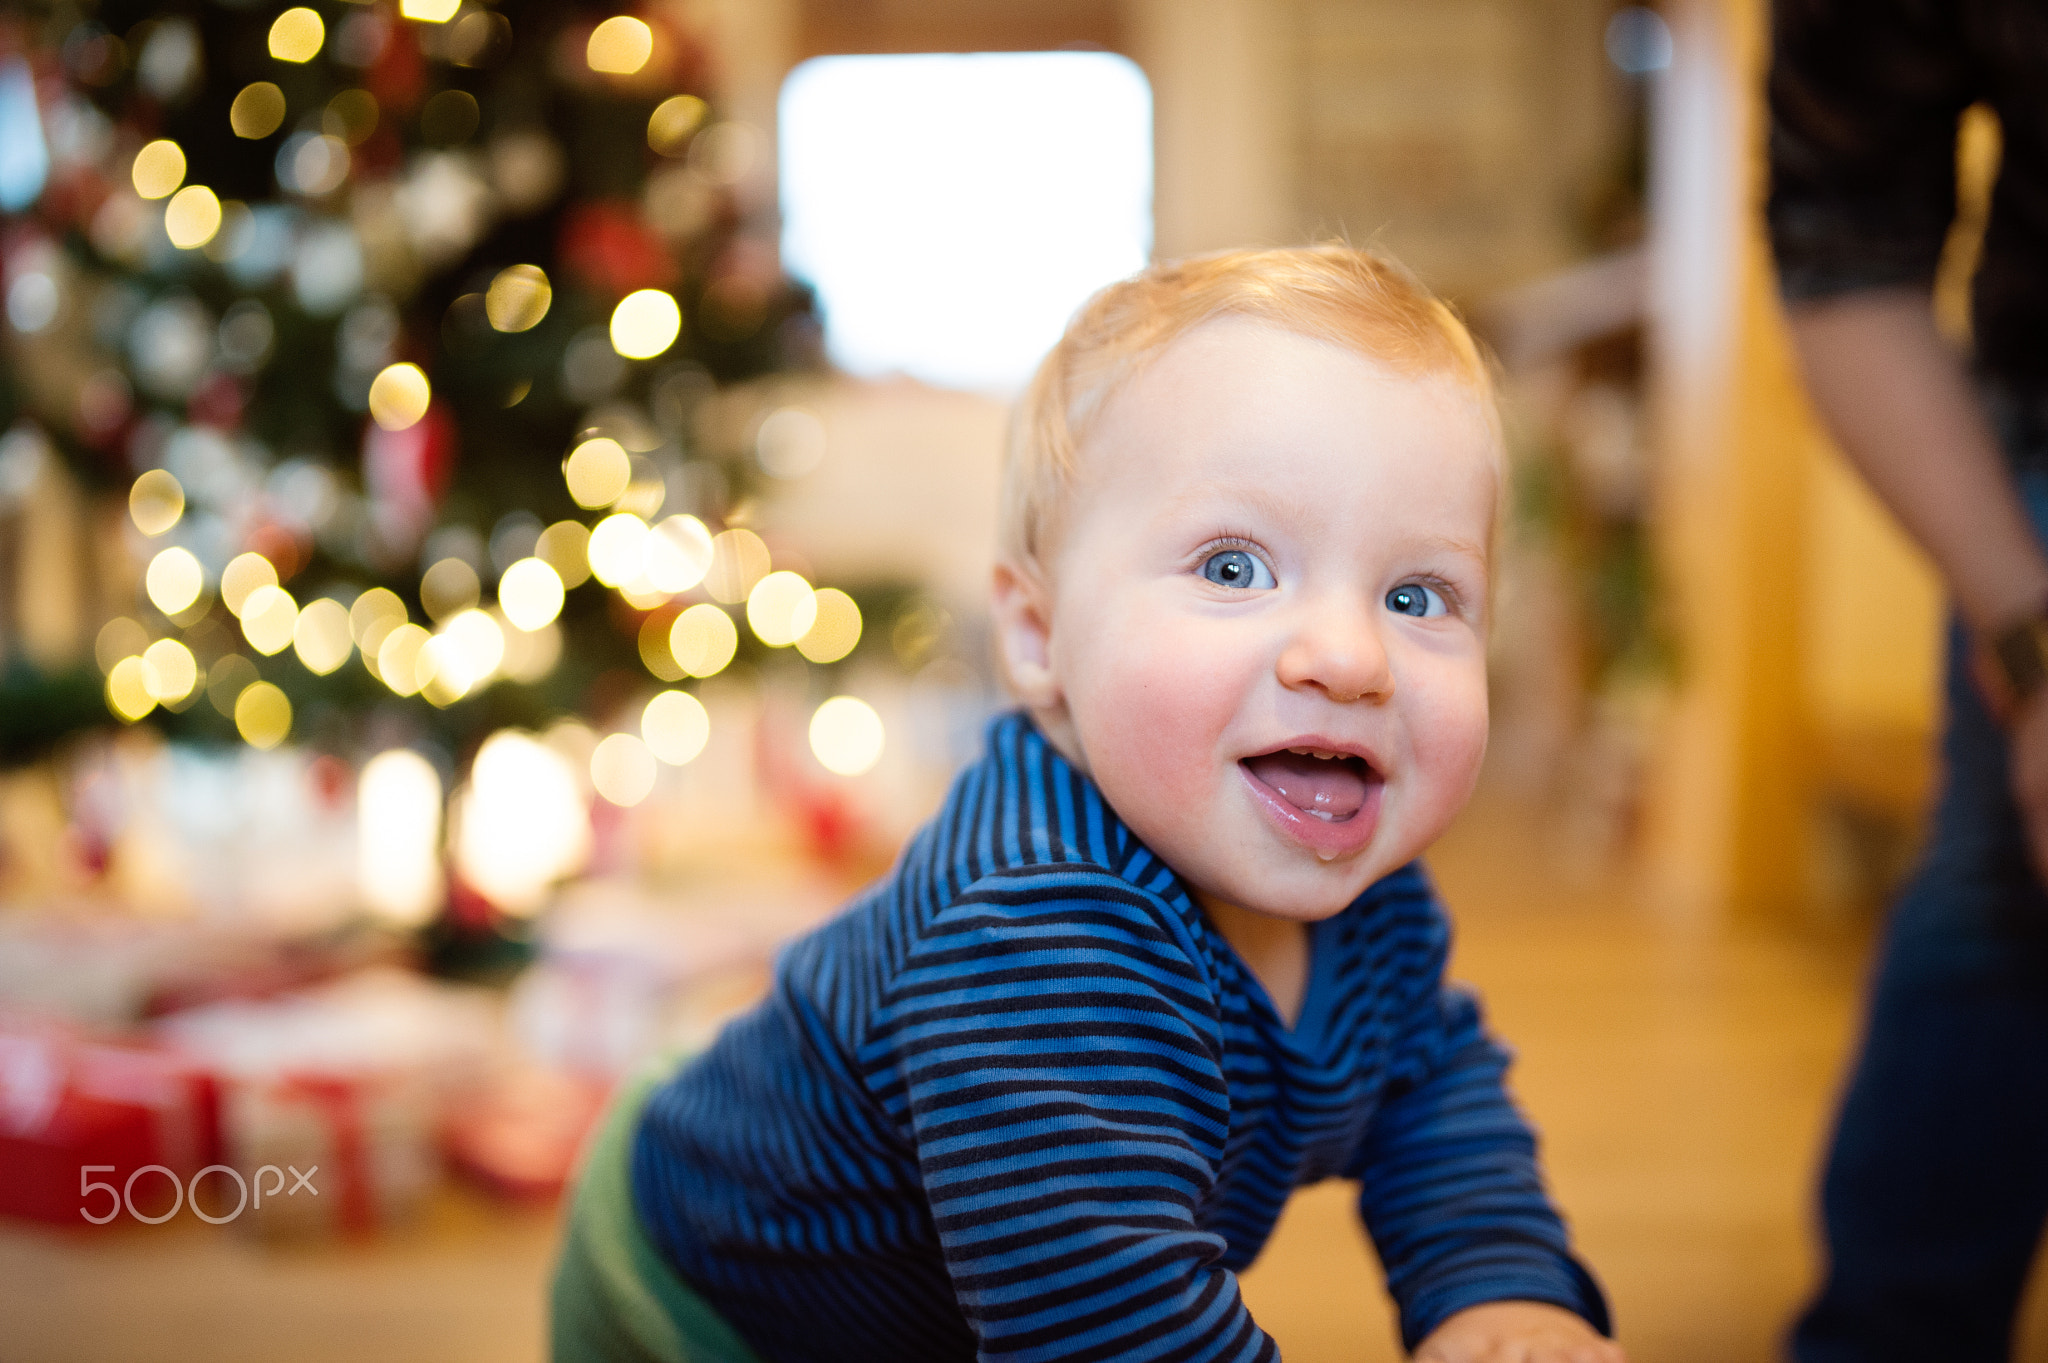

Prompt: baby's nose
xmin=1275 ymin=601 xmax=1393 ymax=702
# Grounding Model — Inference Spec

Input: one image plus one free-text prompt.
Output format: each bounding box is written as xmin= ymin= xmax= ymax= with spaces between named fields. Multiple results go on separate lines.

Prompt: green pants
xmin=549 ymin=1066 xmax=764 ymax=1363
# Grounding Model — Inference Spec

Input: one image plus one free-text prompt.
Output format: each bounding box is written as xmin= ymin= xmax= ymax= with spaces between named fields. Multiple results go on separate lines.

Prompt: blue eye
xmin=1201 ymin=549 xmax=1275 ymax=590
xmin=1386 ymin=583 xmax=1447 ymax=618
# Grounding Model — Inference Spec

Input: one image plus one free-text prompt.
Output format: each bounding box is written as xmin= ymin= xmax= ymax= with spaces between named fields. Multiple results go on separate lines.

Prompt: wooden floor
xmin=5 ymin=794 xmax=2039 ymax=1361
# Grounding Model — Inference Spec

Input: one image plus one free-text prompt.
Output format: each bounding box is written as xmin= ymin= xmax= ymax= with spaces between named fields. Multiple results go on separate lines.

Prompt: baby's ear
xmin=991 ymin=561 xmax=1060 ymax=709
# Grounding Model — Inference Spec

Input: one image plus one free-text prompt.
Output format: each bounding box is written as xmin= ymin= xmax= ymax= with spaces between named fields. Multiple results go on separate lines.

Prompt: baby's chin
xmin=1190 ymin=855 xmax=1392 ymax=923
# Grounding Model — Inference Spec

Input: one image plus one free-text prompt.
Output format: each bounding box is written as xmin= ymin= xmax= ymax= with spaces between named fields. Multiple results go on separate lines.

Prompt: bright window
xmin=779 ymin=52 xmax=1153 ymax=393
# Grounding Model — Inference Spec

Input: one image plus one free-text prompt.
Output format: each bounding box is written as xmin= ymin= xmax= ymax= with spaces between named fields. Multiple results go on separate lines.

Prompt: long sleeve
xmin=1767 ymin=0 xmax=1977 ymax=301
xmin=864 ymin=864 xmax=1276 ymax=1363
xmin=636 ymin=716 xmax=1610 ymax=1363
xmin=1350 ymin=943 xmax=1608 ymax=1350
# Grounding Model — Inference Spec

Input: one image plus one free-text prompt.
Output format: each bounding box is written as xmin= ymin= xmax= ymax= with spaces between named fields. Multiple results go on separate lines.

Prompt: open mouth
xmin=1239 ymin=747 xmax=1375 ymax=823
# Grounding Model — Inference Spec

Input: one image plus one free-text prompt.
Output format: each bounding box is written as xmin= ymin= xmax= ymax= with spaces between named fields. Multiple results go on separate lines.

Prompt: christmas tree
xmin=0 ymin=0 xmax=857 ymax=767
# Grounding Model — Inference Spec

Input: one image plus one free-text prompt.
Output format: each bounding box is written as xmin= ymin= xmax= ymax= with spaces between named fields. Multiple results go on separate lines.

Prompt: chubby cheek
xmin=1060 ymin=610 xmax=1250 ymax=844
xmin=1394 ymin=661 xmax=1490 ymax=851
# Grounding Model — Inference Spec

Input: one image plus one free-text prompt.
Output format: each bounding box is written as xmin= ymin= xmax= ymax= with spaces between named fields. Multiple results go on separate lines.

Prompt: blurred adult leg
xmin=1792 ymin=616 xmax=2048 ymax=1363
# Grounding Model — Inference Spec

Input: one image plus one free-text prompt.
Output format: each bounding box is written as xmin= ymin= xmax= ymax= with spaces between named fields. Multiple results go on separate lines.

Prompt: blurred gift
xmin=0 ymin=1018 xmax=220 ymax=1226
xmin=157 ymin=968 xmax=496 ymax=1235
xmin=442 ymin=1064 xmax=610 ymax=1202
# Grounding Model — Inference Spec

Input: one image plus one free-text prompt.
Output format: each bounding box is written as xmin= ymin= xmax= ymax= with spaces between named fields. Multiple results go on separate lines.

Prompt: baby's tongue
xmin=1242 ymin=751 xmax=1368 ymax=820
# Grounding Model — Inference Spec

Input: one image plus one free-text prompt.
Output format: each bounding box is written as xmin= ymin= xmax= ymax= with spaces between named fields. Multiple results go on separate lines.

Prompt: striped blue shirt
xmin=633 ymin=712 xmax=1607 ymax=1361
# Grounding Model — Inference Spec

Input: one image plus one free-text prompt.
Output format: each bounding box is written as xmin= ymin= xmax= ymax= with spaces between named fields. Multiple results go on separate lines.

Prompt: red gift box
xmin=443 ymin=1066 xmax=611 ymax=1202
xmin=0 ymin=1027 xmax=219 ymax=1226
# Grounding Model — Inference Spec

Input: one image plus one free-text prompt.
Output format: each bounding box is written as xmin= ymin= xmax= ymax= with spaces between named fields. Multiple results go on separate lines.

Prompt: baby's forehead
xmin=1079 ymin=325 xmax=1500 ymax=472
xmin=1050 ymin=330 xmax=1498 ymax=556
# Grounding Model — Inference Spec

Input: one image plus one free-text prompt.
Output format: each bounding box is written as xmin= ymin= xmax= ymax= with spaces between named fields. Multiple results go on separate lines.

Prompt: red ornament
xmin=365 ymin=17 xmax=427 ymax=117
xmin=185 ymin=371 xmax=245 ymax=431
xmin=560 ymin=202 xmax=678 ymax=297
xmin=246 ymin=521 xmax=310 ymax=582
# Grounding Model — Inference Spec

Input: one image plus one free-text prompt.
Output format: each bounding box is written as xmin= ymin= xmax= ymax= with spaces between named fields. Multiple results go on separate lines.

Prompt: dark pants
xmin=1792 ymin=604 xmax=2048 ymax=1361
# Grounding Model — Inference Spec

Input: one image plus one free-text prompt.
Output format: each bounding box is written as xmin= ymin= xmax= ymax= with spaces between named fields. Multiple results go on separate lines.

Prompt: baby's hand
xmin=1412 ymin=1300 xmax=1626 ymax=1363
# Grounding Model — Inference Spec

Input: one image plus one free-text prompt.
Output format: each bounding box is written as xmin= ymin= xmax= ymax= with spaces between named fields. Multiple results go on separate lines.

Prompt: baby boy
xmin=556 ymin=247 xmax=1621 ymax=1363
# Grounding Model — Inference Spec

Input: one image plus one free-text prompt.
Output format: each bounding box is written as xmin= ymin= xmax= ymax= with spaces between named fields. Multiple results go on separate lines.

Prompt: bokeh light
xmin=444 ymin=609 xmax=505 ymax=682
xmin=350 ymin=586 xmax=406 ymax=645
xmin=448 ymin=10 xmax=511 ymax=67
xmin=230 ymin=82 xmax=288 ymax=139
xmin=669 ymin=603 xmax=737 ymax=678
xmin=324 ymin=89 xmax=379 ymax=145
xmin=206 ymin=654 xmax=258 ymax=716
xmin=703 ymin=528 xmax=771 ymax=603
xmin=590 ymin=732 xmax=657 ymax=806
xmin=399 ymin=0 xmax=460 ymax=22
xmin=609 ymin=289 xmax=681 ymax=360
xmin=292 ymin=597 xmax=353 ymax=674
xmin=417 ymin=634 xmax=472 ymax=707
xmin=499 ymin=557 xmax=565 ymax=631
xmin=421 ymin=89 xmax=480 ymax=145
xmin=358 ymin=749 xmax=444 ymax=927
xmin=368 ymin=362 xmax=431 ymax=430
xmin=420 ymin=556 xmax=481 ymax=622
xmin=498 ymin=617 xmax=563 ymax=683
xmin=239 ymin=584 xmax=299 ymax=655
xmin=485 ymin=264 xmax=551 ymax=332
xmin=141 ymin=638 xmax=198 ymax=704
xmin=564 ymin=436 xmax=631 ymax=508
xmin=377 ymin=623 xmax=432 ymax=696
xmin=810 ymin=696 xmax=885 ymax=776
xmin=616 ymin=456 xmax=667 ymax=521
xmin=586 ymin=17 xmax=654 ymax=75
xmin=755 ymin=407 xmax=827 ymax=479
xmin=639 ymin=611 xmax=684 ymax=680
xmin=454 ymin=731 xmax=589 ymax=915
xmin=648 ymin=95 xmax=707 ymax=156
xmin=234 ymin=680 xmax=292 ymax=748
xmin=221 ymin=552 xmax=278 ymax=617
xmin=642 ymin=690 xmax=710 ymax=765
xmin=646 ymin=515 xmax=713 ymax=593
xmin=8 ymin=271 xmax=58 ymax=333
xmin=587 ymin=513 xmax=649 ymax=587
xmin=619 ymin=578 xmax=673 ymax=614
xmin=145 ymin=546 xmax=204 ymax=616
xmin=164 ymin=185 xmax=222 ymax=249
xmin=537 ymin=521 xmax=593 ymax=589
xmin=131 ymin=139 xmax=185 ymax=199
xmin=692 ymin=123 xmax=760 ymax=186
xmin=95 ymin=617 xmax=149 ymax=674
xmin=267 ymin=8 xmax=325 ymax=63
xmin=106 ymin=657 xmax=155 ymax=722
xmin=747 ymin=571 xmax=817 ymax=647
xmin=280 ymin=132 xmax=350 ymax=195
xmin=796 ymin=588 xmax=862 ymax=664
xmin=129 ymin=469 xmax=184 ymax=535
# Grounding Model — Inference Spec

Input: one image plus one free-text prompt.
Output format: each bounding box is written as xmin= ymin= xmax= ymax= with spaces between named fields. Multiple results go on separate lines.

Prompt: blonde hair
xmin=998 ymin=244 xmax=1499 ymax=572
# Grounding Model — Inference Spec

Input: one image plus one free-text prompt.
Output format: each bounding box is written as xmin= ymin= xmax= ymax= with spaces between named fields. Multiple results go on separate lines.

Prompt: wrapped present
xmin=70 ymin=1039 xmax=222 ymax=1176
xmin=219 ymin=1068 xmax=441 ymax=1236
xmin=0 ymin=1022 xmax=219 ymax=1226
xmin=443 ymin=1065 xmax=611 ymax=1202
xmin=157 ymin=968 xmax=499 ymax=1236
